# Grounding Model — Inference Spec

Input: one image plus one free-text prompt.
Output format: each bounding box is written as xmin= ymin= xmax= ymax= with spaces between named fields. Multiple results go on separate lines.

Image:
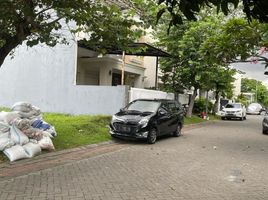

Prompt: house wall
xmin=143 ymin=57 xmax=157 ymax=88
xmin=77 ymin=56 xmax=145 ymax=88
xmin=0 ymin=40 xmax=129 ymax=115
xmin=233 ymin=73 xmax=242 ymax=97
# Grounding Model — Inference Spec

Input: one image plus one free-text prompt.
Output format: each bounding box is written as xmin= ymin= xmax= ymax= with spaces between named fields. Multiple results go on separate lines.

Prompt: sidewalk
xmin=0 ymin=120 xmax=215 ymax=181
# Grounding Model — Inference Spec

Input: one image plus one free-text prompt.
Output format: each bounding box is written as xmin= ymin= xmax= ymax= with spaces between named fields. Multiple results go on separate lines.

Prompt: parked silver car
xmin=247 ymin=103 xmax=265 ymax=115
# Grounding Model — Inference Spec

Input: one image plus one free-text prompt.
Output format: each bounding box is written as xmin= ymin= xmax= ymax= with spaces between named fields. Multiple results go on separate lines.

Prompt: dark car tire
xmin=173 ymin=124 xmax=182 ymax=137
xmin=240 ymin=117 xmax=243 ymax=121
xmin=221 ymin=117 xmax=225 ymax=120
xmin=147 ymin=128 xmax=157 ymax=144
xmin=263 ymin=129 xmax=267 ymax=134
xmin=243 ymin=116 xmax=247 ymax=120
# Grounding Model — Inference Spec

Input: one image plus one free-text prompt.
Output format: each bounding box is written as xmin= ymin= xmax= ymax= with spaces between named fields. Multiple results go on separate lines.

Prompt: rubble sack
xmin=4 ymin=145 xmax=29 ymax=162
xmin=23 ymin=142 xmax=42 ymax=158
xmin=0 ymin=102 xmax=57 ymax=162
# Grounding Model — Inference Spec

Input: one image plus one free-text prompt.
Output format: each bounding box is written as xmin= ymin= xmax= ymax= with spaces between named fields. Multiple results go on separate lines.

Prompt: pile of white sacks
xmin=0 ymin=102 xmax=57 ymax=162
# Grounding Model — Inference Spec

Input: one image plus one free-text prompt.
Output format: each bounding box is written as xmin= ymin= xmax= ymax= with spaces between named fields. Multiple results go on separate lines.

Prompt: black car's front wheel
xmin=173 ymin=124 xmax=182 ymax=137
xmin=147 ymin=128 xmax=157 ymax=144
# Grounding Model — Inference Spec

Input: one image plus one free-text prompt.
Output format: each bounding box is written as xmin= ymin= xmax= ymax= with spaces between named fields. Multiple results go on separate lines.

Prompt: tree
xmin=156 ymin=15 xmax=234 ymax=117
xmin=201 ymin=18 xmax=268 ymax=66
xmin=157 ymin=0 xmax=268 ymax=26
xmin=241 ymin=78 xmax=268 ymax=106
xmin=236 ymin=93 xmax=249 ymax=106
xmin=200 ymin=67 xmax=236 ymax=113
xmin=0 ymin=0 xmax=144 ymax=67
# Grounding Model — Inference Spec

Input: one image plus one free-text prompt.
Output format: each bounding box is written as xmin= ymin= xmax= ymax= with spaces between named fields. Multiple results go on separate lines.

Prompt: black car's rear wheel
xmin=173 ymin=124 xmax=182 ymax=137
xmin=147 ymin=128 xmax=157 ymax=144
xmin=263 ymin=129 xmax=267 ymax=134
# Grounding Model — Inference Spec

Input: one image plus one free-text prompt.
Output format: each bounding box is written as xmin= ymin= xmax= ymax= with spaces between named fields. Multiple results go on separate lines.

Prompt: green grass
xmin=0 ymin=110 xmax=219 ymax=163
xmin=184 ymin=114 xmax=220 ymax=125
xmin=43 ymin=113 xmax=112 ymax=151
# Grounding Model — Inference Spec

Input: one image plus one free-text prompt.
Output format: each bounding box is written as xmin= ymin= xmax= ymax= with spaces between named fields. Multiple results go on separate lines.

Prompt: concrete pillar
xmin=99 ymin=65 xmax=112 ymax=85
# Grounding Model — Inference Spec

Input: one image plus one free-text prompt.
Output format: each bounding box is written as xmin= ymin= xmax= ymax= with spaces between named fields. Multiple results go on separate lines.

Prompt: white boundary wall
xmin=129 ymin=88 xmax=174 ymax=102
xmin=0 ymin=39 xmax=129 ymax=115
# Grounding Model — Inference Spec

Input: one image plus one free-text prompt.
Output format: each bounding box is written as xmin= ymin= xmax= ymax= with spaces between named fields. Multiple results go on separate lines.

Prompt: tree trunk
xmin=213 ymin=91 xmax=220 ymax=114
xmin=186 ymin=89 xmax=197 ymax=118
xmin=0 ymin=36 xmax=25 ymax=67
xmin=0 ymin=19 xmax=31 ymax=67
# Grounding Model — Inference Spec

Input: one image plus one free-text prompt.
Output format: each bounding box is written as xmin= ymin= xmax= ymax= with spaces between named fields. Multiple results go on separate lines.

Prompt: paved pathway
xmin=1 ymin=116 xmax=268 ymax=200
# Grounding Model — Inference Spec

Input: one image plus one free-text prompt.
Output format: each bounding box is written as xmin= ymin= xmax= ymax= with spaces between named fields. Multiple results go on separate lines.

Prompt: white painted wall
xmin=0 ymin=40 xmax=128 ymax=115
xmin=233 ymin=72 xmax=242 ymax=97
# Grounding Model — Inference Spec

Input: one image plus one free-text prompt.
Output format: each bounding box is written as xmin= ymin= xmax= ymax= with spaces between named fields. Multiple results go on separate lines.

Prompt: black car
xmin=109 ymin=99 xmax=184 ymax=144
xmin=262 ymin=111 xmax=268 ymax=134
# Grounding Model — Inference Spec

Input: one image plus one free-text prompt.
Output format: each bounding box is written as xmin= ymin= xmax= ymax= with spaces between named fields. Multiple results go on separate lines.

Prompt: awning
xmin=78 ymin=41 xmax=171 ymax=58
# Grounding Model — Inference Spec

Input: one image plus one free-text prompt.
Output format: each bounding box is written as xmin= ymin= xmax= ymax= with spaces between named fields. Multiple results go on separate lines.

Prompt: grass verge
xmin=184 ymin=114 xmax=220 ymax=125
xmin=0 ymin=112 xmax=219 ymax=162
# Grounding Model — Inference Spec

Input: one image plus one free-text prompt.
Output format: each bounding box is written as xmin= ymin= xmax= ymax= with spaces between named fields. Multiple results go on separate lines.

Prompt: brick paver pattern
xmin=0 ymin=115 xmax=268 ymax=200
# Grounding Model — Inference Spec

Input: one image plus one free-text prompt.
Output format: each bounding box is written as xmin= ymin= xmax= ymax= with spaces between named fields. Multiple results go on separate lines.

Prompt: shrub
xmin=193 ymin=98 xmax=213 ymax=114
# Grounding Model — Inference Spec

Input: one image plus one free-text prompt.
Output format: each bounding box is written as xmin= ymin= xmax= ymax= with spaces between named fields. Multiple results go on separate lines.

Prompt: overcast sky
xmin=231 ymin=62 xmax=268 ymax=87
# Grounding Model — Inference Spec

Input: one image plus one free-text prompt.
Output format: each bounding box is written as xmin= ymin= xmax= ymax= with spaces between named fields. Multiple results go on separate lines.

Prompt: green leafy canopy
xmin=0 ymin=0 xmax=146 ymax=67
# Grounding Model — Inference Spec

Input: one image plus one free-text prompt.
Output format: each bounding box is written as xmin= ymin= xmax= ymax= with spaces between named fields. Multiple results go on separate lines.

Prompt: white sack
xmin=10 ymin=124 xmax=29 ymax=145
xmin=38 ymin=136 xmax=55 ymax=150
xmin=0 ymin=132 xmax=14 ymax=150
xmin=0 ymin=138 xmax=14 ymax=151
xmin=0 ymin=112 xmax=20 ymax=124
xmin=4 ymin=145 xmax=29 ymax=162
xmin=0 ymin=131 xmax=9 ymax=139
xmin=0 ymin=122 xmax=10 ymax=133
xmin=23 ymin=142 xmax=41 ymax=158
xmin=11 ymin=102 xmax=32 ymax=112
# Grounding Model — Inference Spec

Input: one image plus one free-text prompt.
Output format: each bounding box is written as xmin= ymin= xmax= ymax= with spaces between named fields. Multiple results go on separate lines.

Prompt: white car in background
xmin=221 ymin=103 xmax=247 ymax=120
xmin=247 ymin=103 xmax=265 ymax=115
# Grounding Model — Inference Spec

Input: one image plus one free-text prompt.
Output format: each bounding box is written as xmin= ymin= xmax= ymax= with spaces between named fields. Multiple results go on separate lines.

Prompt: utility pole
xmin=121 ymin=51 xmax=125 ymax=85
xmin=205 ymin=90 xmax=209 ymax=119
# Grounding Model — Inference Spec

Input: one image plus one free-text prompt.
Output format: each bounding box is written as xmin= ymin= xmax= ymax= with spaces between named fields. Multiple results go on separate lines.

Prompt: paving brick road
xmin=1 ymin=115 xmax=268 ymax=200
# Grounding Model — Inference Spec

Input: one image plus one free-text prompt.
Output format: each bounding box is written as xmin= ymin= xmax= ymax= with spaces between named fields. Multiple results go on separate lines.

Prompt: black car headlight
xmin=112 ymin=115 xmax=123 ymax=122
xmin=138 ymin=118 xmax=149 ymax=128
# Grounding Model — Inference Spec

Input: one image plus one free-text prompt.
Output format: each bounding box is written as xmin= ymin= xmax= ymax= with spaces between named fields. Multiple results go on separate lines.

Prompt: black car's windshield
xmin=126 ymin=101 xmax=160 ymax=113
xmin=225 ymin=104 xmax=241 ymax=108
